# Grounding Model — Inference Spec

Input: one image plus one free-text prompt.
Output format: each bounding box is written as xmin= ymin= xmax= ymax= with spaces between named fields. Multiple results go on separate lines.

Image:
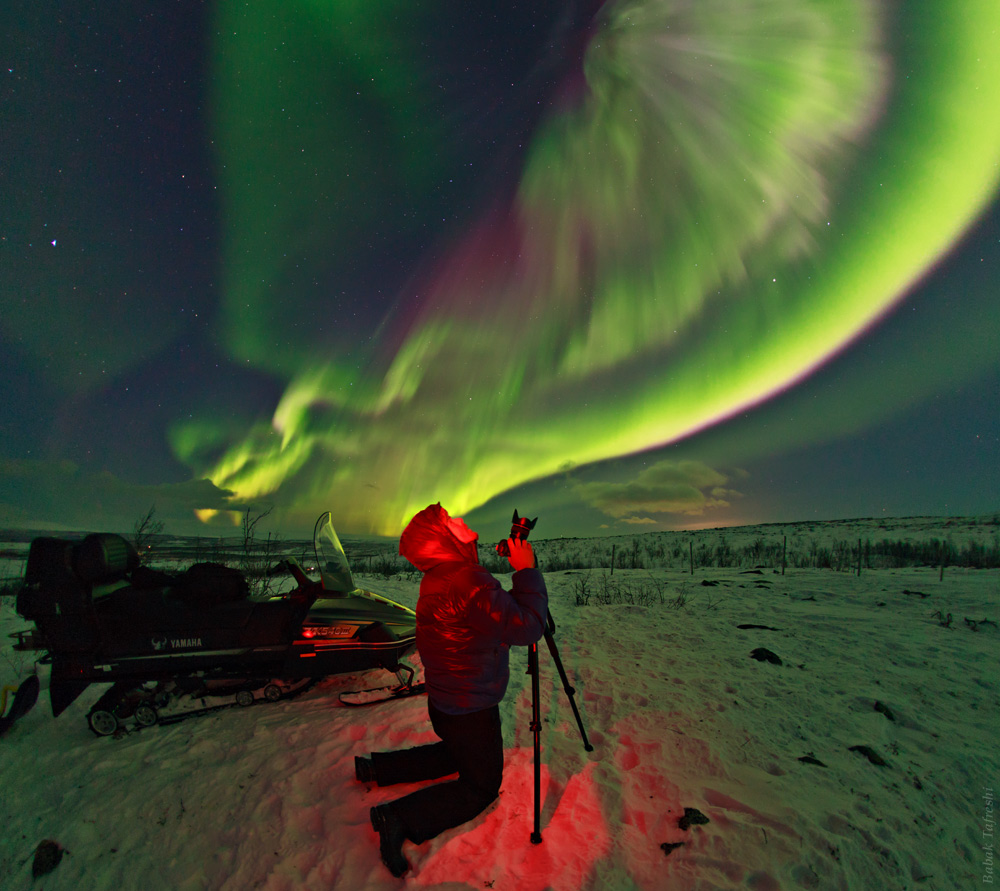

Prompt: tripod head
xmin=495 ymin=509 xmax=537 ymax=557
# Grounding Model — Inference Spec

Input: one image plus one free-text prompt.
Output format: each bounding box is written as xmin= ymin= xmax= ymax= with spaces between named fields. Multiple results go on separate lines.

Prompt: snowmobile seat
xmin=94 ymin=586 xmax=256 ymax=632
xmin=90 ymin=562 xmax=258 ymax=642
xmin=73 ymin=533 xmax=140 ymax=585
xmin=167 ymin=562 xmax=250 ymax=606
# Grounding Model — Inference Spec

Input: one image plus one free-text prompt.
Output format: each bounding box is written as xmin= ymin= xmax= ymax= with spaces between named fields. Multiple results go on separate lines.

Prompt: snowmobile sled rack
xmin=13 ymin=512 xmax=419 ymax=735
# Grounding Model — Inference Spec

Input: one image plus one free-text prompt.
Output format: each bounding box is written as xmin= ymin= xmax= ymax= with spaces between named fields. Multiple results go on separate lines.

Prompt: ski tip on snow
xmin=339 ymin=683 xmax=426 ymax=707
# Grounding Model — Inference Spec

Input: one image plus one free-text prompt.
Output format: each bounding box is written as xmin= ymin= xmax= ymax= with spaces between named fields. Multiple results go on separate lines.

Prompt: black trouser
xmin=371 ymin=702 xmax=503 ymax=844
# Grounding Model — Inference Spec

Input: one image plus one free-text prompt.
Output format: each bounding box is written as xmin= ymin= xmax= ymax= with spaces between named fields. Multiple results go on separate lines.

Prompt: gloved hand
xmin=505 ymin=538 xmax=536 ymax=572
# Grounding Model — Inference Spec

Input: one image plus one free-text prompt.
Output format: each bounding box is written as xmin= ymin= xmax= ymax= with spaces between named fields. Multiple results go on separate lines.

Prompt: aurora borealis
xmin=2 ymin=1 xmax=998 ymax=538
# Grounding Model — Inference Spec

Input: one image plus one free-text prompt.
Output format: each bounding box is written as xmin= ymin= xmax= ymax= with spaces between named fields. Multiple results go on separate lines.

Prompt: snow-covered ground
xmin=1 ymin=518 xmax=997 ymax=889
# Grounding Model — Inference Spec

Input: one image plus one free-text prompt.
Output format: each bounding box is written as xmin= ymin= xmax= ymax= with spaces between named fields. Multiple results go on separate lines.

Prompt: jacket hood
xmin=399 ymin=503 xmax=479 ymax=571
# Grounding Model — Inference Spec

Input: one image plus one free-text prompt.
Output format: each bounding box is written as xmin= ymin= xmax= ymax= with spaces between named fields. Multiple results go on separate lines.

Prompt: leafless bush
xmin=369 ymin=552 xmax=405 ymax=578
xmin=240 ymin=507 xmax=281 ymax=600
xmin=132 ymin=504 xmax=165 ymax=564
xmin=572 ymin=571 xmax=673 ymax=608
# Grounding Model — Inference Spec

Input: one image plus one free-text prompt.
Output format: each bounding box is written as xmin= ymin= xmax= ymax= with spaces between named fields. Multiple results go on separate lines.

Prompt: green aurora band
xmin=177 ymin=0 xmax=1000 ymax=535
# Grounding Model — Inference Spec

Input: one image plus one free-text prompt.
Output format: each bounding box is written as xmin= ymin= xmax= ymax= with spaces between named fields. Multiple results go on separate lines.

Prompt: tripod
xmin=527 ymin=610 xmax=594 ymax=844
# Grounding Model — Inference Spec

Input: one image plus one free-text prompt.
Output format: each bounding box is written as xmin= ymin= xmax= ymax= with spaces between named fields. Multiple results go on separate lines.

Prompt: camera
xmin=495 ymin=510 xmax=537 ymax=557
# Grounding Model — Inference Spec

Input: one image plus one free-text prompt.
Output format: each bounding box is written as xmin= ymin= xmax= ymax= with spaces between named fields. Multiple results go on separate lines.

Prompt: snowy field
xmin=0 ymin=516 xmax=997 ymax=889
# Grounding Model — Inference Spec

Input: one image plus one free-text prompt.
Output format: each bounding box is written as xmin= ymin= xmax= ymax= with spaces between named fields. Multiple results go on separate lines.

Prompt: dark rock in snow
xmin=849 ymin=745 xmax=889 ymax=767
xmin=874 ymin=701 xmax=896 ymax=721
xmin=798 ymin=754 xmax=828 ymax=767
xmin=965 ymin=616 xmax=998 ymax=631
xmin=661 ymin=842 xmax=686 ymax=856
xmin=32 ymin=839 xmax=64 ymax=878
xmin=678 ymin=807 xmax=710 ymax=830
xmin=750 ymin=647 xmax=782 ymax=665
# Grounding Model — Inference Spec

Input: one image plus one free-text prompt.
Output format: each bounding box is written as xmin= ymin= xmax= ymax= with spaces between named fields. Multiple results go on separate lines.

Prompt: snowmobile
xmin=13 ymin=512 xmax=420 ymax=735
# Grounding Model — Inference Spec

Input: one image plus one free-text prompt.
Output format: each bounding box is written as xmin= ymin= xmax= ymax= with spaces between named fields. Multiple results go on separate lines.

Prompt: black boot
xmin=355 ymin=755 xmax=376 ymax=784
xmin=370 ymin=804 xmax=410 ymax=877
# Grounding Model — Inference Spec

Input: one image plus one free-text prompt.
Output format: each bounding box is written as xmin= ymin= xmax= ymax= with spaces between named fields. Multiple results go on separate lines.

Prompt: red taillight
xmin=301 ymin=627 xmax=316 ymax=638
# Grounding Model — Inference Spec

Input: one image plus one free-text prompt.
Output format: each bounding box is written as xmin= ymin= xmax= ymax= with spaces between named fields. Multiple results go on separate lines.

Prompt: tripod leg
xmin=528 ymin=641 xmax=543 ymax=844
xmin=543 ymin=620 xmax=594 ymax=753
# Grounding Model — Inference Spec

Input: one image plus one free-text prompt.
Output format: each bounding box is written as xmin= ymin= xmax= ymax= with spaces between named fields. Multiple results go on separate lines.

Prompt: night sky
xmin=2 ymin=0 xmax=998 ymax=540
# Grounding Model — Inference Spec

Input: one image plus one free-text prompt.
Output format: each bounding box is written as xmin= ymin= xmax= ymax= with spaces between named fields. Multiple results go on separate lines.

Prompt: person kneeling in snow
xmin=356 ymin=503 xmax=548 ymax=877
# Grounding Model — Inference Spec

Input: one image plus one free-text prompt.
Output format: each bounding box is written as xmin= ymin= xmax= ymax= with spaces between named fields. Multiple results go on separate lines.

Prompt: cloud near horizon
xmin=574 ymin=459 xmax=742 ymax=524
xmin=0 ymin=459 xmax=240 ymax=533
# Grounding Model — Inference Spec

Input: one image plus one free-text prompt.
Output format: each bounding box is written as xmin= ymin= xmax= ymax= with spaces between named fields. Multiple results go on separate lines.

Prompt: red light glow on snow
xmin=412 ymin=752 xmax=612 ymax=889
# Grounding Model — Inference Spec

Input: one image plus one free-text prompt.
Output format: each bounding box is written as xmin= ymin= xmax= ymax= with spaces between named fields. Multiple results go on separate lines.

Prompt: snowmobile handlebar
xmin=283 ymin=558 xmax=325 ymax=605
xmin=283 ymin=558 xmax=312 ymax=588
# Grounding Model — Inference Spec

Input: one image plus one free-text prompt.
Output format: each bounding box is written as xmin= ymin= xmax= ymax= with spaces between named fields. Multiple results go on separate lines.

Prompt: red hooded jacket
xmin=399 ymin=504 xmax=548 ymax=715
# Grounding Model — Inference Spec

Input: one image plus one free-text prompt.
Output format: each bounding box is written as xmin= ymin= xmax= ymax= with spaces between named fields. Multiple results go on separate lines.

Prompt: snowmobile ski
xmin=339 ymin=681 xmax=426 ymax=707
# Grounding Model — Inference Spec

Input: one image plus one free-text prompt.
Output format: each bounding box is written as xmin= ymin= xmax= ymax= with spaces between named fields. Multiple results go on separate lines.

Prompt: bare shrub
xmin=132 ymin=504 xmax=165 ymax=564
xmin=240 ymin=507 xmax=281 ymax=600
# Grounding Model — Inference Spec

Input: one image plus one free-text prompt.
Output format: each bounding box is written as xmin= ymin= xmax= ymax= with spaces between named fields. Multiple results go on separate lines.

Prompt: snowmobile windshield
xmin=313 ymin=512 xmax=355 ymax=596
